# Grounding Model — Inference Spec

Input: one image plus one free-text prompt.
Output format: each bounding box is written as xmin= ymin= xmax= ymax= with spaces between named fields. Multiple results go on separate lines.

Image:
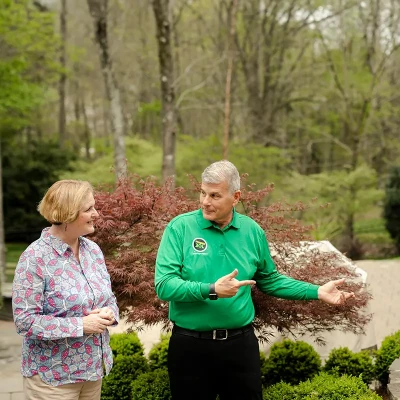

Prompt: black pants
xmin=168 ymin=327 xmax=263 ymax=400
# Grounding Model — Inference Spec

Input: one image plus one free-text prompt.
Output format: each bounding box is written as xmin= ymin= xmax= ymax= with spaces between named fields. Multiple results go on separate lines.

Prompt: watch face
xmin=209 ymin=293 xmax=218 ymax=300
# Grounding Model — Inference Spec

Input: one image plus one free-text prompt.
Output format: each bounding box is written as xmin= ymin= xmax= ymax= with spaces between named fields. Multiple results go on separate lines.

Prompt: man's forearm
xmin=155 ymin=274 xmax=210 ymax=302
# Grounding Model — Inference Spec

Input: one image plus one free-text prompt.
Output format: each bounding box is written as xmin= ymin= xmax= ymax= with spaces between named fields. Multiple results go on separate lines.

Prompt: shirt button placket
xmin=219 ymin=234 xmax=225 ymax=256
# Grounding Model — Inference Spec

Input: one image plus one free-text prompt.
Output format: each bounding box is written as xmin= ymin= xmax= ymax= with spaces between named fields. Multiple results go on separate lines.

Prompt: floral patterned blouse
xmin=12 ymin=228 xmax=119 ymax=386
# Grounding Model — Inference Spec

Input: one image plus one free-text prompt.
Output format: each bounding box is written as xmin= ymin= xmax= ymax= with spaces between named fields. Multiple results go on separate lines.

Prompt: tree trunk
xmin=90 ymin=93 xmax=99 ymax=138
xmin=0 ymin=142 xmax=6 ymax=308
xmin=81 ymin=97 xmax=91 ymax=160
xmin=87 ymin=0 xmax=126 ymax=181
xmin=223 ymin=0 xmax=238 ymax=160
xmin=152 ymin=0 xmax=176 ymax=185
xmin=102 ymin=98 xmax=111 ymax=147
xmin=171 ymin=4 xmax=185 ymax=136
xmin=73 ymin=71 xmax=82 ymax=145
xmin=58 ymin=0 xmax=67 ymax=148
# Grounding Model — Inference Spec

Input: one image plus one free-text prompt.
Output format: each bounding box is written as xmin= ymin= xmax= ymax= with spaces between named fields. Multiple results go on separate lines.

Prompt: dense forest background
xmin=1 ymin=0 xmax=400 ymax=276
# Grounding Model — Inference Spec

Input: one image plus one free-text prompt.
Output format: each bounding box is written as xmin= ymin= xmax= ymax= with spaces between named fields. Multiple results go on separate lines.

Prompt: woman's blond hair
xmin=38 ymin=180 xmax=94 ymax=224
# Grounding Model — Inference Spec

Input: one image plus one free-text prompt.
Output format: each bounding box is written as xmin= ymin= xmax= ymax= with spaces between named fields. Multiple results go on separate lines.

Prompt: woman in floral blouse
xmin=12 ymin=180 xmax=119 ymax=400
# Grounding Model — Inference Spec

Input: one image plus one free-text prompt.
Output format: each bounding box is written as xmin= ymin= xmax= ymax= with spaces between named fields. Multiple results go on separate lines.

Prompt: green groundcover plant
xmin=263 ymin=372 xmax=381 ymax=399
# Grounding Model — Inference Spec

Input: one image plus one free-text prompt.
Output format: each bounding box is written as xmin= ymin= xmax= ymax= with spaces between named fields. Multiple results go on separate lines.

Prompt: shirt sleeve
xmin=155 ymin=225 xmax=210 ymax=302
xmin=98 ymin=252 xmax=120 ymax=326
xmin=12 ymin=254 xmax=84 ymax=340
xmin=254 ymin=232 xmax=319 ymax=300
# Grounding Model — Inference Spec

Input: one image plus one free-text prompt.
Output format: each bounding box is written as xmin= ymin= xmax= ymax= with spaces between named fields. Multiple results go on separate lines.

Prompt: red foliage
xmin=91 ymin=174 xmax=371 ymax=343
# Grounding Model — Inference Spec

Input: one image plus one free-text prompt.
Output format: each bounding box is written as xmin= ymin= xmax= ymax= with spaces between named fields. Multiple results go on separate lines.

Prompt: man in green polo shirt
xmin=155 ymin=160 xmax=355 ymax=400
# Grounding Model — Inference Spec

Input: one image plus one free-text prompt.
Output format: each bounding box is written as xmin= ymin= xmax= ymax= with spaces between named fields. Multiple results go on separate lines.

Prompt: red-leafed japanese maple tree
xmin=91 ymin=174 xmax=371 ymax=343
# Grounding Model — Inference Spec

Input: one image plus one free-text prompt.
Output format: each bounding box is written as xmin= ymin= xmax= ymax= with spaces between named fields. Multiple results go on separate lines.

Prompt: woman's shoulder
xmin=17 ymin=237 xmax=47 ymax=260
xmin=80 ymin=236 xmax=101 ymax=252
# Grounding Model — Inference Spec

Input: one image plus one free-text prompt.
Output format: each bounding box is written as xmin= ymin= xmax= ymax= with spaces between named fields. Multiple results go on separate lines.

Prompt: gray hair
xmin=201 ymin=160 xmax=240 ymax=193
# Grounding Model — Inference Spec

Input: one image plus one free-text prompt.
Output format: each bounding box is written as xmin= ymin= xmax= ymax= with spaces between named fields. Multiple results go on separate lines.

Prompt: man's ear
xmin=233 ymin=190 xmax=241 ymax=206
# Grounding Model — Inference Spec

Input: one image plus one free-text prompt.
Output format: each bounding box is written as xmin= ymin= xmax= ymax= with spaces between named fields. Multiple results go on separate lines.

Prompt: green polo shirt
xmin=155 ymin=208 xmax=319 ymax=330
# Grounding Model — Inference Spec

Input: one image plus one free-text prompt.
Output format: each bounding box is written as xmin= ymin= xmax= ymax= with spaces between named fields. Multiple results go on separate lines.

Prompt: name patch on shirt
xmin=192 ymin=238 xmax=208 ymax=253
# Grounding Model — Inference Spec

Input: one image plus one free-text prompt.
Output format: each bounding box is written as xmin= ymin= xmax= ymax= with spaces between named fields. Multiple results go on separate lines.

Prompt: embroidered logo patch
xmin=192 ymin=238 xmax=207 ymax=252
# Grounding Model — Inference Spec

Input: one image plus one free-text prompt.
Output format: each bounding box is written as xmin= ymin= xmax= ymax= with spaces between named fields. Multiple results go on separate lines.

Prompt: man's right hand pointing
xmin=215 ymin=269 xmax=256 ymax=298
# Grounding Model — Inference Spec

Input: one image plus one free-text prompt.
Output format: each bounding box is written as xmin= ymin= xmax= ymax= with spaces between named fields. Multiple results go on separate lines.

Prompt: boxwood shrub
xmin=260 ymin=351 xmax=267 ymax=375
xmin=262 ymin=381 xmax=296 ymax=400
xmin=323 ymin=347 xmax=375 ymax=384
xmin=101 ymin=354 xmax=149 ymax=400
xmin=131 ymin=368 xmax=171 ymax=400
xmin=148 ymin=333 xmax=171 ymax=371
xmin=262 ymin=339 xmax=321 ymax=386
xmin=375 ymin=330 xmax=400 ymax=385
xmin=109 ymin=332 xmax=144 ymax=357
xmin=263 ymin=372 xmax=381 ymax=399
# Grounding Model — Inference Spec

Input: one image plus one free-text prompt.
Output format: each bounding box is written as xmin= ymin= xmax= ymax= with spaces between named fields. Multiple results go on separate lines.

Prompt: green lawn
xmin=5 ymin=243 xmax=26 ymax=282
xmin=355 ymin=218 xmax=394 ymax=246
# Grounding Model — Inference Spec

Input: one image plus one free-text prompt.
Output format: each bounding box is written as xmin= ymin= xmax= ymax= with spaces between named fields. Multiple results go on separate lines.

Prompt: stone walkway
xmin=357 ymin=260 xmax=400 ymax=347
xmin=1 ymin=259 xmax=399 ymax=398
xmin=0 ymin=318 xmax=23 ymax=400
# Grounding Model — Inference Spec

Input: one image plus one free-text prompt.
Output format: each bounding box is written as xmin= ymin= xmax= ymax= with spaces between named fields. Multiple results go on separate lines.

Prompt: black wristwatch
xmin=209 ymin=283 xmax=218 ymax=300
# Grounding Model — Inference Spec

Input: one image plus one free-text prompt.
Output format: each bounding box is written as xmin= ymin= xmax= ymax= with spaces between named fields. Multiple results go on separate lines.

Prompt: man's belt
xmin=172 ymin=323 xmax=253 ymax=341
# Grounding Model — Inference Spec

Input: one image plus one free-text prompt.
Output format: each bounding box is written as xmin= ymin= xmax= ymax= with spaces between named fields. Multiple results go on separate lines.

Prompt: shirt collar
xmin=40 ymin=227 xmax=86 ymax=255
xmin=229 ymin=208 xmax=240 ymax=229
xmin=196 ymin=208 xmax=241 ymax=230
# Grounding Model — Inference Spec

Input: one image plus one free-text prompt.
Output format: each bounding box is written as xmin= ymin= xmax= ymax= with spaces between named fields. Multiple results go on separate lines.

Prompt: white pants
xmin=23 ymin=374 xmax=102 ymax=400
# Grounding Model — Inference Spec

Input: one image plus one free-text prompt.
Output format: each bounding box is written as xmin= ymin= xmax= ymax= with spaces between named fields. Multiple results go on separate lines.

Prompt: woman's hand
xmin=83 ymin=308 xmax=115 ymax=334
xmin=91 ymin=307 xmax=115 ymax=322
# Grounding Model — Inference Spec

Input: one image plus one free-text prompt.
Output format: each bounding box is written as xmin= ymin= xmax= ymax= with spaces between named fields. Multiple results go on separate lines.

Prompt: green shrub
xmin=261 ymin=339 xmax=321 ymax=386
xmin=296 ymin=372 xmax=380 ymax=399
xmin=131 ymin=368 xmax=171 ymax=400
xmin=3 ymin=139 xmax=76 ymax=242
xmin=148 ymin=333 xmax=171 ymax=371
xmin=101 ymin=354 xmax=149 ymax=400
xmin=109 ymin=332 xmax=144 ymax=357
xmin=323 ymin=347 xmax=375 ymax=384
xmin=263 ymin=372 xmax=381 ymax=399
xmin=375 ymin=330 xmax=400 ymax=385
xmin=262 ymin=381 xmax=296 ymax=399
xmin=260 ymin=351 xmax=267 ymax=374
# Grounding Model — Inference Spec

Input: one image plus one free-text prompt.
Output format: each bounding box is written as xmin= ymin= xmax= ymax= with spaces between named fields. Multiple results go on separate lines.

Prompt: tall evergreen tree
xmin=0 ymin=0 xmax=60 ymax=301
xmin=384 ymin=166 xmax=400 ymax=253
